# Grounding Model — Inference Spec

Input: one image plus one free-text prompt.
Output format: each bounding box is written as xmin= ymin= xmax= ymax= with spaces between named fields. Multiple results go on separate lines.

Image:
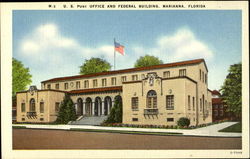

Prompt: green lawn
xmin=12 ymin=126 xmax=26 ymax=129
xmin=70 ymin=128 xmax=182 ymax=136
xmin=219 ymin=122 xmax=242 ymax=133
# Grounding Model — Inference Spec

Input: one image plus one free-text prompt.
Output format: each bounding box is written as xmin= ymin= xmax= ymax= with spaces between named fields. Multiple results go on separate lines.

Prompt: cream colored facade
xmin=16 ymin=59 xmax=212 ymax=126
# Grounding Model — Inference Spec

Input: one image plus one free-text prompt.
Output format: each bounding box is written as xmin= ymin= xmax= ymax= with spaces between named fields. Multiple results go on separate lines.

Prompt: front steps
xmin=69 ymin=115 xmax=108 ymax=126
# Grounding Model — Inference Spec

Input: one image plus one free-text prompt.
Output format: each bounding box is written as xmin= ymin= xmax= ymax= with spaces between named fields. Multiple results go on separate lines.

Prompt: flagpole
xmin=114 ymin=38 xmax=116 ymax=70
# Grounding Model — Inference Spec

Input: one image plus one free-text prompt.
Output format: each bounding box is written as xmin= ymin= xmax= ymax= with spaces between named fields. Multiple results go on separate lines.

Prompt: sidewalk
xmin=13 ymin=122 xmax=241 ymax=137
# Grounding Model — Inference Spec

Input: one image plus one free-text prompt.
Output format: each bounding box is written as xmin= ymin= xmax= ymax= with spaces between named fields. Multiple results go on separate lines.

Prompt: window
xmin=179 ymin=69 xmax=186 ymax=76
xmin=167 ymin=118 xmax=174 ymax=122
xmin=141 ymin=74 xmax=145 ymax=79
xmin=121 ymin=76 xmax=127 ymax=82
xmin=200 ymin=98 xmax=202 ymax=112
xmin=102 ymin=78 xmax=107 ymax=87
xmin=188 ymin=95 xmax=191 ymax=110
xmin=147 ymin=90 xmax=157 ymax=108
xmin=21 ymin=103 xmax=25 ymax=112
xmin=40 ymin=118 xmax=44 ymax=121
xmin=131 ymin=97 xmax=139 ymax=110
xmin=55 ymin=102 xmax=60 ymax=112
xmin=220 ymin=110 xmax=223 ymax=116
xmin=166 ymin=95 xmax=174 ymax=110
xmin=64 ymin=83 xmax=68 ymax=90
xmin=40 ymin=102 xmax=44 ymax=113
xmin=132 ymin=75 xmax=138 ymax=81
xmin=76 ymin=81 xmax=81 ymax=89
xmin=214 ymin=104 xmax=218 ymax=109
xmin=93 ymin=79 xmax=98 ymax=87
xmin=29 ymin=98 xmax=36 ymax=112
xmin=132 ymin=118 xmax=138 ymax=121
xmin=205 ymin=100 xmax=207 ymax=111
xmin=84 ymin=80 xmax=89 ymax=88
xmin=55 ymin=83 xmax=59 ymax=90
xmin=202 ymin=72 xmax=204 ymax=82
xmin=193 ymin=97 xmax=195 ymax=110
xmin=205 ymin=74 xmax=207 ymax=84
xmin=47 ymin=84 xmax=51 ymax=89
xmin=22 ymin=118 xmax=25 ymax=121
xmin=111 ymin=77 xmax=116 ymax=85
xmin=163 ymin=71 xmax=170 ymax=78
xmin=214 ymin=110 xmax=218 ymax=116
xmin=220 ymin=105 xmax=224 ymax=109
xmin=200 ymin=69 xmax=202 ymax=80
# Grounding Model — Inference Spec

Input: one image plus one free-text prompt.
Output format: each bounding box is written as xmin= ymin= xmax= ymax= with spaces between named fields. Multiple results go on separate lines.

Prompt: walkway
xmin=13 ymin=122 xmax=241 ymax=137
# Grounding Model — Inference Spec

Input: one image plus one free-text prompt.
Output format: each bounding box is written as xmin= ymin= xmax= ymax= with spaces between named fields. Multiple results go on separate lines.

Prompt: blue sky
xmin=13 ymin=10 xmax=242 ymax=90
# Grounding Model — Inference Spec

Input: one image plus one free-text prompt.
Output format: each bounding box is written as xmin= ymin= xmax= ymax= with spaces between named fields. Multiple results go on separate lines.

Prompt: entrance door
xmin=85 ymin=98 xmax=92 ymax=116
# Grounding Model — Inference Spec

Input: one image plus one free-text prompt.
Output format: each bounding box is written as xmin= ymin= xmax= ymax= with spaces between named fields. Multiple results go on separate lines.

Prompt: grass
xmin=12 ymin=126 xmax=26 ymax=129
xmin=218 ymin=122 xmax=242 ymax=133
xmin=70 ymin=128 xmax=183 ymax=136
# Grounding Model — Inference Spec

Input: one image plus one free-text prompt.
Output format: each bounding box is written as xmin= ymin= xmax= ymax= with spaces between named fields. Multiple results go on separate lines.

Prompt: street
xmin=13 ymin=128 xmax=242 ymax=149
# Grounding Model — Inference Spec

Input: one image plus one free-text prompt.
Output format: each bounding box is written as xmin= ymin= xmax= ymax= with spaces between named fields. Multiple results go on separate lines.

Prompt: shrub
xmin=55 ymin=94 xmax=77 ymax=124
xmin=104 ymin=98 xmax=122 ymax=123
xmin=177 ymin=117 xmax=190 ymax=127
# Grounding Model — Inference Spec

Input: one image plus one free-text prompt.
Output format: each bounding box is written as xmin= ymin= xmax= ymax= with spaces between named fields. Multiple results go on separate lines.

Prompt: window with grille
xmin=111 ymin=77 xmax=116 ymax=85
xmin=132 ymin=118 xmax=138 ymax=121
xmin=84 ymin=80 xmax=89 ymax=88
xmin=179 ymin=69 xmax=186 ymax=76
xmin=55 ymin=102 xmax=60 ymax=112
xmin=76 ymin=81 xmax=80 ymax=89
xmin=47 ymin=84 xmax=51 ymax=89
xmin=55 ymin=83 xmax=59 ymax=89
xmin=93 ymin=79 xmax=98 ymax=87
xmin=131 ymin=97 xmax=139 ymax=110
xmin=167 ymin=118 xmax=174 ymax=122
xmin=102 ymin=78 xmax=107 ymax=86
xmin=64 ymin=83 xmax=68 ymax=90
xmin=21 ymin=103 xmax=25 ymax=112
xmin=141 ymin=74 xmax=145 ymax=79
xmin=163 ymin=71 xmax=170 ymax=78
xmin=40 ymin=102 xmax=44 ymax=113
xmin=147 ymin=90 xmax=157 ymax=108
xmin=121 ymin=76 xmax=127 ymax=82
xmin=188 ymin=95 xmax=191 ymax=110
xmin=166 ymin=95 xmax=174 ymax=110
xmin=132 ymin=75 xmax=138 ymax=81
xmin=29 ymin=98 xmax=36 ymax=112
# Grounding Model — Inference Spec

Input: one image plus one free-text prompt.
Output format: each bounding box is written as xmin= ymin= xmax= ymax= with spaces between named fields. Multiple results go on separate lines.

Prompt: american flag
xmin=114 ymin=41 xmax=125 ymax=55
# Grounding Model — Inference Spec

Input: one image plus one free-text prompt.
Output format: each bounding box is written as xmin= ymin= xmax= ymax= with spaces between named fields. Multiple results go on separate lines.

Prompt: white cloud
xmin=132 ymin=28 xmax=214 ymax=62
xmin=18 ymin=24 xmax=214 ymax=88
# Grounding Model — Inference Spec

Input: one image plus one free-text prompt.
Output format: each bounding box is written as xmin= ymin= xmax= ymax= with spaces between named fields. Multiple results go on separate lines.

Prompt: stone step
xmin=69 ymin=116 xmax=108 ymax=126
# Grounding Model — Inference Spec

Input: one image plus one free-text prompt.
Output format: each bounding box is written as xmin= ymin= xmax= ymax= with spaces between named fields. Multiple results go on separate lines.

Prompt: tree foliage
xmin=134 ymin=55 xmax=163 ymax=68
xmin=12 ymin=58 xmax=32 ymax=97
xmin=79 ymin=57 xmax=111 ymax=75
xmin=104 ymin=98 xmax=122 ymax=123
xmin=55 ymin=94 xmax=77 ymax=124
xmin=220 ymin=63 xmax=242 ymax=120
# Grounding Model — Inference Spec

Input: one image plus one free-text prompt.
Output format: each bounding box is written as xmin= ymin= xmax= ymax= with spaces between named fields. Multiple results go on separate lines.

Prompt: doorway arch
xmin=85 ymin=97 xmax=92 ymax=116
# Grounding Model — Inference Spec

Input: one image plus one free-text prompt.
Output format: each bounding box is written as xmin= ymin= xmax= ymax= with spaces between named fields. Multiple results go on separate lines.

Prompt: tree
xmin=104 ymin=98 xmax=122 ymax=123
xmin=220 ymin=63 xmax=242 ymax=121
xmin=79 ymin=57 xmax=111 ymax=75
xmin=55 ymin=94 xmax=77 ymax=124
xmin=134 ymin=55 xmax=163 ymax=68
xmin=12 ymin=58 xmax=32 ymax=97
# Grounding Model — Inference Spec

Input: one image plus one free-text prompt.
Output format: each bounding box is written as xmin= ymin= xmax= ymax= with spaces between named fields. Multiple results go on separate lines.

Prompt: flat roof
xmin=42 ymin=58 xmax=207 ymax=83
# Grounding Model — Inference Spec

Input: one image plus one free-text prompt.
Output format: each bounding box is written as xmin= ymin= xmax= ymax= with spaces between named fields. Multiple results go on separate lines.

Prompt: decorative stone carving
xmin=29 ymin=85 xmax=37 ymax=95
